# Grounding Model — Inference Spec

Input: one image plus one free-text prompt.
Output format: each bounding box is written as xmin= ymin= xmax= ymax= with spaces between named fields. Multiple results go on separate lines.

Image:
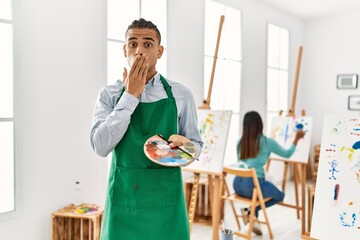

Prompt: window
xmin=266 ymin=23 xmax=289 ymax=133
xmin=204 ymin=0 xmax=242 ymax=165
xmin=107 ymin=0 xmax=167 ymax=85
xmin=0 ymin=0 xmax=15 ymax=214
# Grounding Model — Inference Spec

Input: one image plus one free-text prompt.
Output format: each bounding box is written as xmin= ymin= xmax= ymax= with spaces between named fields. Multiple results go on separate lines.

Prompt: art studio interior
xmin=1 ymin=0 xmax=360 ymax=239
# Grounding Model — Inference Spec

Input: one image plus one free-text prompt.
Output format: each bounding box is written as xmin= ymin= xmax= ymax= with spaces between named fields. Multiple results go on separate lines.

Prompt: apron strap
xmin=160 ymin=74 xmax=175 ymax=99
xmin=115 ymin=88 xmax=125 ymax=104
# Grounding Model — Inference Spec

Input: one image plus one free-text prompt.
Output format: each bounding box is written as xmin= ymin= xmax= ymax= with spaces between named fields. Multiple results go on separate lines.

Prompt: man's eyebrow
xmin=127 ymin=37 xmax=155 ymax=42
xmin=143 ymin=37 xmax=155 ymax=42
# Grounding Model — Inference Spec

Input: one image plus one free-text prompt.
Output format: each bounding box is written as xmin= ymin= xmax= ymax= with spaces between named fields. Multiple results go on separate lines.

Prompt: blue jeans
xmin=233 ymin=176 xmax=285 ymax=218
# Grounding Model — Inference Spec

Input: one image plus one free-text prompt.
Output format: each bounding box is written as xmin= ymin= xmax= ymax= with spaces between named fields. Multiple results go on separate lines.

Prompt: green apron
xmin=100 ymin=75 xmax=190 ymax=240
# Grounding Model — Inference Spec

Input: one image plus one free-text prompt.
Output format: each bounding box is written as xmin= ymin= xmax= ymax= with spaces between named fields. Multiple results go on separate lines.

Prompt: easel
xmin=185 ymin=15 xmax=225 ymax=240
xmin=186 ymin=169 xmax=223 ymax=240
xmin=266 ymin=46 xmax=308 ymax=234
xmin=198 ymin=15 xmax=224 ymax=110
xmin=266 ymin=148 xmax=307 ymax=234
xmin=301 ymin=231 xmax=318 ymax=240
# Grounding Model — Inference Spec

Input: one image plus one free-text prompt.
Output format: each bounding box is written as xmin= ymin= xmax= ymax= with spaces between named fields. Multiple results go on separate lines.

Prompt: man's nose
xmin=135 ymin=46 xmax=144 ymax=55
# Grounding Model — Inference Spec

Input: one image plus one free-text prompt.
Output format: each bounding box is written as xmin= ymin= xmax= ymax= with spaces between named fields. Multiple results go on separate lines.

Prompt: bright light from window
xmin=141 ymin=0 xmax=167 ymax=46
xmin=204 ymin=57 xmax=241 ymax=112
xmin=266 ymin=23 xmax=289 ymax=133
xmin=204 ymin=0 xmax=242 ymax=165
xmin=0 ymin=23 xmax=13 ymax=118
xmin=0 ymin=122 xmax=14 ymax=214
xmin=107 ymin=0 xmax=139 ymax=40
xmin=0 ymin=0 xmax=12 ymax=20
xmin=0 ymin=1 xmax=15 ymax=215
xmin=107 ymin=41 xmax=127 ymax=84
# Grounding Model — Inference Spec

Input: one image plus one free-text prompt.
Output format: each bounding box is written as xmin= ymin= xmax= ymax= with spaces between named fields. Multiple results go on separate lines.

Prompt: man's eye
xmin=129 ymin=43 xmax=137 ymax=48
xmin=145 ymin=43 xmax=152 ymax=48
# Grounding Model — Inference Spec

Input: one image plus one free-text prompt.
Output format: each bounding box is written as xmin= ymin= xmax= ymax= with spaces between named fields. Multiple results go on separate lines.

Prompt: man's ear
xmin=123 ymin=44 xmax=127 ymax=57
xmin=157 ymin=45 xmax=164 ymax=59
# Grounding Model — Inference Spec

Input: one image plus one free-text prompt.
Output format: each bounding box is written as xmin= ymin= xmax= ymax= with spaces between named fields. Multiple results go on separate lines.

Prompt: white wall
xmin=303 ymin=10 xmax=360 ymax=147
xmin=167 ymin=0 xmax=205 ymax=105
xmin=0 ymin=0 xmax=107 ymax=239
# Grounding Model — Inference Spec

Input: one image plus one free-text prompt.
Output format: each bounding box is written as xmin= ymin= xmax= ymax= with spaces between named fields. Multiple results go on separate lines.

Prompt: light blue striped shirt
xmin=90 ymin=72 xmax=203 ymax=157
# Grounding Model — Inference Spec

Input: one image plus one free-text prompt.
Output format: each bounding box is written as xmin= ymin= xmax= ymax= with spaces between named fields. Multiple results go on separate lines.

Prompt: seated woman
xmin=233 ymin=111 xmax=305 ymax=236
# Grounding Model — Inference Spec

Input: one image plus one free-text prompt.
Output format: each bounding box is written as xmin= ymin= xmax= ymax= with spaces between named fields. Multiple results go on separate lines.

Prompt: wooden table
xmin=51 ymin=204 xmax=103 ymax=240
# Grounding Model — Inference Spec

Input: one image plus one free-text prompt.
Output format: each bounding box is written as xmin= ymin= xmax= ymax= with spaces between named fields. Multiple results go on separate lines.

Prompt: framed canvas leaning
xmin=311 ymin=114 xmax=360 ymax=240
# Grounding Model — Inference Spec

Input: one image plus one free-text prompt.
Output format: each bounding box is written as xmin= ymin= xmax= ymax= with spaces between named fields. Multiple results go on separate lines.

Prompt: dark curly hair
xmin=126 ymin=18 xmax=161 ymax=45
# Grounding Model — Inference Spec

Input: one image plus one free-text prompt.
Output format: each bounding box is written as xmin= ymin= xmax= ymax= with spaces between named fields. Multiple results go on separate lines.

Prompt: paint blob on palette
xmin=144 ymin=135 xmax=197 ymax=167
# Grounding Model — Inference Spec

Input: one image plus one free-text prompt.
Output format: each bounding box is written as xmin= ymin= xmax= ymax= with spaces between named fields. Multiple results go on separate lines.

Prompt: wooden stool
xmin=51 ymin=204 xmax=103 ymax=240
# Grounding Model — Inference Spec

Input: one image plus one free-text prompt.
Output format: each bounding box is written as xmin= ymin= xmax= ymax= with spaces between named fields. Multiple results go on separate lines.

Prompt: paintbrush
xmin=157 ymin=134 xmax=199 ymax=161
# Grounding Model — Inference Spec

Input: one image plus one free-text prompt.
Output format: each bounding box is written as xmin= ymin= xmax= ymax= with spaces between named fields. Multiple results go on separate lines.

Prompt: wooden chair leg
xmin=223 ymin=181 xmax=241 ymax=230
xmin=222 ymin=166 xmax=274 ymax=239
xmin=247 ymin=190 xmax=257 ymax=240
xmin=259 ymin=194 xmax=274 ymax=239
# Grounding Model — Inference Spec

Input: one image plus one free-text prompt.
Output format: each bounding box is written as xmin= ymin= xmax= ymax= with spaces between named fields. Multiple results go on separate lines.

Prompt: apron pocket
xmin=112 ymin=167 xmax=180 ymax=208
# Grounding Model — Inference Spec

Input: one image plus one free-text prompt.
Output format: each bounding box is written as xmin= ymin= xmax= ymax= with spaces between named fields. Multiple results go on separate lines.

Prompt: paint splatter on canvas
xmin=184 ymin=110 xmax=232 ymax=174
xmin=269 ymin=116 xmax=313 ymax=163
xmin=311 ymin=115 xmax=360 ymax=240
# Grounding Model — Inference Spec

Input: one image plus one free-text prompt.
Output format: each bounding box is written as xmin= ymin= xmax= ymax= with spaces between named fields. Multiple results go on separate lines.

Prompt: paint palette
xmin=144 ymin=135 xmax=197 ymax=167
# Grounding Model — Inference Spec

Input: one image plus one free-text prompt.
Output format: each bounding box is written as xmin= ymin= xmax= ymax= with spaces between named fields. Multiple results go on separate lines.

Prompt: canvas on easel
xmin=184 ymin=109 xmax=232 ymax=174
xmin=311 ymin=114 xmax=360 ymax=240
xmin=269 ymin=116 xmax=313 ymax=164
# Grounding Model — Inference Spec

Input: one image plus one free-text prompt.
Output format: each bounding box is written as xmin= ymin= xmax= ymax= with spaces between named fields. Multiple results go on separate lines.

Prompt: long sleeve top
xmin=237 ymin=135 xmax=296 ymax=178
xmin=90 ymin=72 xmax=203 ymax=158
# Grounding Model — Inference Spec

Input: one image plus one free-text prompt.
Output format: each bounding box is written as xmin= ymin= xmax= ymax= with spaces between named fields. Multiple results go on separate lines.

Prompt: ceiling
xmin=252 ymin=0 xmax=360 ymax=20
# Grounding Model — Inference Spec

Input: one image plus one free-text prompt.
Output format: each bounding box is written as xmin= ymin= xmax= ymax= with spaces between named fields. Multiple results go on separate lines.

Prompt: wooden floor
xmin=190 ymin=180 xmax=308 ymax=240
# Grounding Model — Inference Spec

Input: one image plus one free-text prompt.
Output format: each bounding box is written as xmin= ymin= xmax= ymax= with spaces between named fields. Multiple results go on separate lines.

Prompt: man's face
xmin=123 ymin=28 xmax=163 ymax=73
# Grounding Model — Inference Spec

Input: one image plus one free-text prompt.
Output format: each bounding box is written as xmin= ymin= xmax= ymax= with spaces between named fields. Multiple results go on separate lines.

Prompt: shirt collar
xmin=145 ymin=72 xmax=161 ymax=87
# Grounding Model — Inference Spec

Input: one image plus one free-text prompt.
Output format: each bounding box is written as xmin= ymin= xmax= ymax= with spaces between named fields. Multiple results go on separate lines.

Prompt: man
xmin=90 ymin=18 xmax=203 ymax=240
